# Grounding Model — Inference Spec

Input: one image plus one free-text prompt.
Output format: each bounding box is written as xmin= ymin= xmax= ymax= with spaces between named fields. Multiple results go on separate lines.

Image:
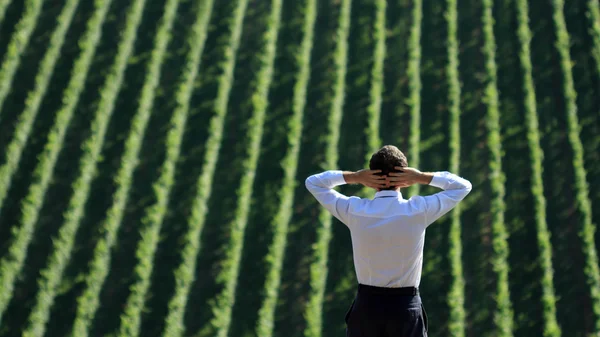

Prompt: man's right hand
xmin=386 ymin=167 xmax=434 ymax=188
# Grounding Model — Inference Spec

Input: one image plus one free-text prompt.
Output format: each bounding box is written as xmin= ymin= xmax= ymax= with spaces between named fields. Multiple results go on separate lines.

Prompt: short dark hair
xmin=369 ymin=145 xmax=408 ymax=182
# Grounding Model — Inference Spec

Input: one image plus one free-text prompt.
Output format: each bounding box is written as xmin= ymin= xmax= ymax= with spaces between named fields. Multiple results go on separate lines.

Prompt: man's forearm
xmin=417 ymin=172 xmax=434 ymax=185
xmin=342 ymin=171 xmax=358 ymax=184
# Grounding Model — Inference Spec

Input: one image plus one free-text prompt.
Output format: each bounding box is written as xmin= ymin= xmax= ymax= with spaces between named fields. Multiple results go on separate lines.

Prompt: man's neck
xmin=377 ymin=188 xmax=401 ymax=192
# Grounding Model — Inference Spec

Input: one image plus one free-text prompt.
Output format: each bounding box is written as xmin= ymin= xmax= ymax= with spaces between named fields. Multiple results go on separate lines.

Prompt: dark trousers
xmin=345 ymin=284 xmax=428 ymax=337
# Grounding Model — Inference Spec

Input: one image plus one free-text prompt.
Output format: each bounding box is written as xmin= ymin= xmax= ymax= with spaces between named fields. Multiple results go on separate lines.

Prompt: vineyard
xmin=0 ymin=0 xmax=598 ymax=336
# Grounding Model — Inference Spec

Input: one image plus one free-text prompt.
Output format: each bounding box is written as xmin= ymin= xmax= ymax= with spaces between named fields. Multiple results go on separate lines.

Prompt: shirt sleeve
xmin=305 ymin=170 xmax=353 ymax=225
xmin=421 ymin=171 xmax=472 ymax=227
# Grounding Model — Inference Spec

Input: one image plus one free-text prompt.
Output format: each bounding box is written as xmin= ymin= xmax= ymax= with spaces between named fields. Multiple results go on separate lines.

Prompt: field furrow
xmin=456 ymin=0 xmax=496 ymax=334
xmin=324 ymin=3 xmax=379 ymax=330
xmin=363 ymin=0 xmax=385 ymax=164
xmin=589 ymin=0 xmax=600 ymax=77
xmin=324 ymin=1 xmax=387 ymax=329
xmin=114 ymin=1 xmax=214 ymax=336
xmin=160 ymin=0 xmax=246 ymax=336
xmin=445 ymin=0 xmax=465 ymax=336
xmin=528 ymin=1 xmax=593 ymax=334
xmin=418 ymin=2 xmax=452 ymax=335
xmin=352 ymin=0 xmax=386 ymax=201
xmin=574 ymin=0 xmax=600 ymax=267
xmin=0 ymin=0 xmax=10 ymax=28
xmin=0 ymin=0 xmax=44 ymax=119
xmin=514 ymin=0 xmax=560 ymax=335
xmin=19 ymin=0 xmax=147 ymax=335
xmin=68 ymin=0 xmax=179 ymax=335
xmin=550 ymin=0 xmax=600 ymax=331
xmin=380 ymin=0 xmax=411 ymax=150
xmin=495 ymin=1 xmax=546 ymax=334
xmin=564 ymin=0 xmax=600 ymax=273
xmin=406 ymin=0 xmax=422 ymax=198
xmin=0 ymin=0 xmax=78 ymax=222
xmin=254 ymin=1 xmax=315 ymax=336
xmin=481 ymin=1 xmax=513 ymax=335
xmin=0 ymin=0 xmax=111 ymax=324
xmin=269 ymin=1 xmax=339 ymax=335
xmin=303 ymin=1 xmax=350 ymax=337
xmin=204 ymin=1 xmax=281 ymax=337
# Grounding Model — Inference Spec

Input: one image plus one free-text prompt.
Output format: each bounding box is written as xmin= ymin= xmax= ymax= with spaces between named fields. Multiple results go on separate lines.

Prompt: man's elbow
xmin=464 ymin=180 xmax=473 ymax=192
xmin=460 ymin=180 xmax=473 ymax=199
xmin=305 ymin=175 xmax=315 ymax=190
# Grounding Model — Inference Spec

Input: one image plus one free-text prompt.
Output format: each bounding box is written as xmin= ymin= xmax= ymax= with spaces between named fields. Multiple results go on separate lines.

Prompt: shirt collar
xmin=374 ymin=190 xmax=403 ymax=199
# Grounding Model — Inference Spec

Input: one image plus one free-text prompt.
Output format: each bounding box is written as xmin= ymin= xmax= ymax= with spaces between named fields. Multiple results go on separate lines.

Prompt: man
xmin=305 ymin=145 xmax=472 ymax=337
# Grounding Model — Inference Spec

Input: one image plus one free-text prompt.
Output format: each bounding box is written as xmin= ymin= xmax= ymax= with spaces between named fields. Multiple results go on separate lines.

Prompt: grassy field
xmin=0 ymin=0 xmax=599 ymax=336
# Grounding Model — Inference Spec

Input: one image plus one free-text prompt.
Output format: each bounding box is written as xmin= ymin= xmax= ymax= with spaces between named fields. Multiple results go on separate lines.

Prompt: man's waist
xmin=357 ymin=283 xmax=419 ymax=296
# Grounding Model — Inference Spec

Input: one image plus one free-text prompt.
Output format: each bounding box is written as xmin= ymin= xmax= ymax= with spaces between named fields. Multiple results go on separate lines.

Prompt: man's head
xmin=369 ymin=145 xmax=408 ymax=191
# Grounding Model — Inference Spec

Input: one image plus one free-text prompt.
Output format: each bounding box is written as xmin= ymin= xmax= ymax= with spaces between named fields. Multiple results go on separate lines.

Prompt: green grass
xmin=406 ymin=0 xmax=422 ymax=197
xmin=0 ymin=0 xmax=78 ymax=220
xmin=481 ymin=0 xmax=513 ymax=335
xmin=255 ymin=1 xmax=315 ymax=336
xmin=114 ymin=1 xmax=214 ymax=336
xmin=161 ymin=0 xmax=246 ymax=336
xmin=68 ymin=0 xmax=180 ymax=335
xmin=303 ymin=1 xmax=350 ymax=337
xmin=514 ymin=0 xmax=560 ymax=336
xmin=207 ymin=1 xmax=282 ymax=337
xmin=551 ymin=0 xmax=600 ymax=332
xmin=0 ymin=0 xmax=44 ymax=118
xmin=445 ymin=0 xmax=465 ymax=336
xmin=0 ymin=0 xmax=112 ymax=324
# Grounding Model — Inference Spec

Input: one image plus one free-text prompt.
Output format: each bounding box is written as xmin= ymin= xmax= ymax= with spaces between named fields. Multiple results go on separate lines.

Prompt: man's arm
xmin=305 ymin=169 xmax=387 ymax=224
xmin=422 ymin=171 xmax=472 ymax=225
xmin=387 ymin=167 xmax=472 ymax=226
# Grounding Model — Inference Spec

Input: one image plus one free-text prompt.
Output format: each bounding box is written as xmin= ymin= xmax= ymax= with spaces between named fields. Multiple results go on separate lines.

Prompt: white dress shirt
xmin=305 ymin=170 xmax=472 ymax=288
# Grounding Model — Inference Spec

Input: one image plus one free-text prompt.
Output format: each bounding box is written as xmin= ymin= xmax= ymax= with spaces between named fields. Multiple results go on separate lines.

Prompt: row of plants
xmin=21 ymin=0 xmax=147 ymax=335
xmin=115 ymin=0 xmax=215 ymax=335
xmin=0 ymin=0 xmax=43 ymax=118
xmin=329 ymin=3 xmax=387 ymax=331
xmin=481 ymin=0 xmax=513 ymax=335
xmin=363 ymin=0 xmax=385 ymax=165
xmin=161 ymin=0 xmax=246 ymax=336
xmin=354 ymin=0 xmax=386 ymax=202
xmin=406 ymin=0 xmax=422 ymax=197
xmin=0 ymin=0 xmax=10 ymax=27
xmin=550 ymin=0 xmax=600 ymax=331
xmin=514 ymin=0 xmax=560 ymax=336
xmin=0 ymin=0 xmax=78 ymax=223
xmin=69 ymin=0 xmax=180 ymax=334
xmin=254 ymin=0 xmax=316 ymax=336
xmin=0 ymin=0 xmax=112 ymax=324
xmin=332 ymin=3 xmax=387 ymax=325
xmin=207 ymin=1 xmax=282 ymax=336
xmin=303 ymin=1 xmax=351 ymax=336
xmin=327 ymin=5 xmax=381 ymax=331
xmin=445 ymin=0 xmax=465 ymax=336
xmin=587 ymin=0 xmax=600 ymax=77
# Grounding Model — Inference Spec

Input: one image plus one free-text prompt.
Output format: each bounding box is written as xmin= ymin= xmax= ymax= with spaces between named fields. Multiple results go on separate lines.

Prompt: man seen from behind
xmin=305 ymin=145 xmax=472 ymax=337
